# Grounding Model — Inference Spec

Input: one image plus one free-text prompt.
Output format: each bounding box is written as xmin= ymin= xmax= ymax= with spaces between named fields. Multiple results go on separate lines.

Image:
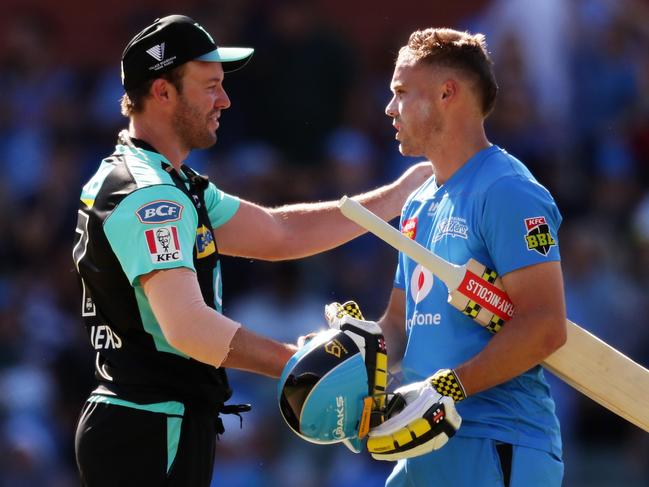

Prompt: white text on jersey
xmin=407 ymin=312 xmax=441 ymax=329
xmin=90 ymin=325 xmax=123 ymax=349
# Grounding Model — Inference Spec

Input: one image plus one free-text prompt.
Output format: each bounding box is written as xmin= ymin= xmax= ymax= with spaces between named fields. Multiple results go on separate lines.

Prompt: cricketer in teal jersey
xmin=369 ymin=28 xmax=567 ymax=487
xmin=72 ymin=15 xmax=432 ymax=487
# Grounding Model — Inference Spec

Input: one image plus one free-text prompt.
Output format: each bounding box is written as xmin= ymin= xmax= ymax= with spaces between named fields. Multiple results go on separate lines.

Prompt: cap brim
xmin=196 ymin=47 xmax=254 ymax=72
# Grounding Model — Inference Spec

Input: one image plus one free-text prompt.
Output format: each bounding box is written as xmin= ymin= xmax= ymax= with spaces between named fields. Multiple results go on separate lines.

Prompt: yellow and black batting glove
xmin=429 ymin=369 xmax=466 ymax=403
xmin=325 ymin=300 xmax=366 ymax=322
xmin=367 ymin=370 xmax=465 ymax=461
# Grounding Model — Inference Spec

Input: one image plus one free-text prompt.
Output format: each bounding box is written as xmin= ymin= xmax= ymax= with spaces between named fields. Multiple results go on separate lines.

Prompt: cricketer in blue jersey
xmin=369 ymin=28 xmax=567 ymax=487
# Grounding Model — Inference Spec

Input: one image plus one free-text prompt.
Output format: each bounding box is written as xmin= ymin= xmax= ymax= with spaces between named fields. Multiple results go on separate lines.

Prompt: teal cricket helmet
xmin=278 ymin=329 xmax=372 ymax=449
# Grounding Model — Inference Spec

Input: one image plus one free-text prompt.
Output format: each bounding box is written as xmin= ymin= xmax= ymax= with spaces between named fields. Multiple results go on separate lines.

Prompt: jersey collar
xmin=434 ymin=145 xmax=500 ymax=192
xmin=114 ymin=129 xmax=174 ymax=169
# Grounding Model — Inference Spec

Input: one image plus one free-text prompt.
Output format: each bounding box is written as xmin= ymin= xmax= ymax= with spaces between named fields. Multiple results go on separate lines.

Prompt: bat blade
xmin=543 ymin=323 xmax=649 ymax=433
xmin=338 ymin=196 xmax=649 ymax=433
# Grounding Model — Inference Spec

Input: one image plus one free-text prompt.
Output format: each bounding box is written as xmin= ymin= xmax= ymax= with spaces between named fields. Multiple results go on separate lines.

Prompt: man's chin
xmin=193 ymin=133 xmax=218 ymax=150
xmin=398 ymin=144 xmax=419 ymax=157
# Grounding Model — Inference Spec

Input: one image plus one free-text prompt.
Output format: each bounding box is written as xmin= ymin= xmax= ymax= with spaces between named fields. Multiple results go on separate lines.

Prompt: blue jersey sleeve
xmin=481 ymin=176 xmax=562 ymax=277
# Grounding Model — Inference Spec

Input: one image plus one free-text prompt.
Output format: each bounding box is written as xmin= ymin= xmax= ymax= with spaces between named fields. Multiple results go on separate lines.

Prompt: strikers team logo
xmin=145 ymin=226 xmax=182 ymax=263
xmin=432 ymin=216 xmax=468 ymax=243
xmin=402 ymin=218 xmax=418 ymax=240
xmin=524 ymin=216 xmax=556 ymax=256
xmin=136 ymin=200 xmax=183 ymax=224
xmin=410 ymin=264 xmax=434 ymax=303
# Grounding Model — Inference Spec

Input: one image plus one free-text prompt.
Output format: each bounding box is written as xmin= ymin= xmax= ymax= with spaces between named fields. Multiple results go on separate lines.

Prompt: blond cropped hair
xmin=400 ymin=28 xmax=498 ymax=116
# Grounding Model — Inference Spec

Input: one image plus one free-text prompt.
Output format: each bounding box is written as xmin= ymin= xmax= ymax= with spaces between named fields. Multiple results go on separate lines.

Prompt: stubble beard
xmin=172 ymin=95 xmax=217 ymax=151
xmin=404 ymin=120 xmax=444 ymax=158
xmin=399 ymin=101 xmax=443 ymax=157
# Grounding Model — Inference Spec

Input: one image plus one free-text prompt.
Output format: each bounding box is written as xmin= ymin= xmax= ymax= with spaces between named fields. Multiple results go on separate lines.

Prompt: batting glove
xmin=325 ymin=301 xmax=383 ymax=354
xmin=367 ymin=369 xmax=465 ymax=461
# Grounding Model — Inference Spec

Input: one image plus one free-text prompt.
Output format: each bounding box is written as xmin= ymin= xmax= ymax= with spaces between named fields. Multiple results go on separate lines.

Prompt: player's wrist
xmin=428 ymin=368 xmax=467 ymax=402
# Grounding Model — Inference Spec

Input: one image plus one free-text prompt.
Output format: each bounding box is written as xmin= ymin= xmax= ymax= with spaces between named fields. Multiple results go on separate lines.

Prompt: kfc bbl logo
xmin=524 ymin=216 xmax=556 ymax=256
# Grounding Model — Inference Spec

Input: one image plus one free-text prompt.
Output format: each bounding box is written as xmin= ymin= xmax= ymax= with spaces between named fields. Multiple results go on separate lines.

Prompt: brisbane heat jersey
xmin=394 ymin=145 xmax=563 ymax=456
xmin=72 ymin=134 xmax=239 ymax=408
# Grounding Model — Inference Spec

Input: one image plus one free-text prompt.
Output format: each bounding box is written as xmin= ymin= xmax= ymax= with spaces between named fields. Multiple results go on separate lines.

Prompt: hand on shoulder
xmin=395 ymin=161 xmax=434 ymax=196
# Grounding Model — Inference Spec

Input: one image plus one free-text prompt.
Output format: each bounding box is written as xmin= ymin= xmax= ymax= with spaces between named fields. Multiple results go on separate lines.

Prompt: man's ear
xmin=150 ymin=78 xmax=175 ymax=104
xmin=440 ymin=79 xmax=457 ymax=101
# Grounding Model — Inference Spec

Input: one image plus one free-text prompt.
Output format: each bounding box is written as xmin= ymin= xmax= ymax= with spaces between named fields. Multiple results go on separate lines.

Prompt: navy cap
xmin=121 ymin=15 xmax=254 ymax=91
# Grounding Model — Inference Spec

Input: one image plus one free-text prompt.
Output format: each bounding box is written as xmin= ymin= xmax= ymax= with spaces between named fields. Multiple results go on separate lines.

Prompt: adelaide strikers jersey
xmin=394 ymin=145 xmax=563 ymax=456
xmin=73 ymin=133 xmax=239 ymax=408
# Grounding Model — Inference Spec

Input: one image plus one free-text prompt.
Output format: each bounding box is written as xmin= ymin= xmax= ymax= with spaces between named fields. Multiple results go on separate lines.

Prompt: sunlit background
xmin=1 ymin=0 xmax=648 ymax=485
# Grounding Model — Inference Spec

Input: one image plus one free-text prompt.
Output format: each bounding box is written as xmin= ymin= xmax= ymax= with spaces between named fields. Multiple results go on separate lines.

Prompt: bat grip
xmin=338 ymin=196 xmax=465 ymax=289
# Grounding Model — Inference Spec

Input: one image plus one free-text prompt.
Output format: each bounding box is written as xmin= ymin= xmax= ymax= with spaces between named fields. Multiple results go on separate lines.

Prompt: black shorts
xmin=75 ymin=394 xmax=219 ymax=487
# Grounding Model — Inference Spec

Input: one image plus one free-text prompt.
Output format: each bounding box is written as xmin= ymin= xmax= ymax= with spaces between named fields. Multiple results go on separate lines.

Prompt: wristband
xmin=429 ymin=369 xmax=467 ymax=402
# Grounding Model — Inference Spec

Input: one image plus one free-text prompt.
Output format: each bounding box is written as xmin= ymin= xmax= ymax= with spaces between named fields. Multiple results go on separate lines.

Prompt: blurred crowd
xmin=1 ymin=0 xmax=648 ymax=485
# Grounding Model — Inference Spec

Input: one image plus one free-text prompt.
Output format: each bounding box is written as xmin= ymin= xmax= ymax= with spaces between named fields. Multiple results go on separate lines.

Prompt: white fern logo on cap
xmin=146 ymin=43 xmax=166 ymax=61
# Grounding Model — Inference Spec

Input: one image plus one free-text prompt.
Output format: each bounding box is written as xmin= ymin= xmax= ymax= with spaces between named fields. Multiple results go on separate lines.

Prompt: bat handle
xmin=338 ymin=196 xmax=465 ymax=289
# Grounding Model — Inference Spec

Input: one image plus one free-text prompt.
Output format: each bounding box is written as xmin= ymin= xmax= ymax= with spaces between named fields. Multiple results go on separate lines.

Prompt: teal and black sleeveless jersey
xmin=72 ymin=133 xmax=240 ymax=409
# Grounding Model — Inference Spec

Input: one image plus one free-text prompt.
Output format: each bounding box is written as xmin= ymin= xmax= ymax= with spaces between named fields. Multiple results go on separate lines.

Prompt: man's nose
xmin=216 ymin=88 xmax=231 ymax=110
xmin=385 ymin=96 xmax=397 ymax=118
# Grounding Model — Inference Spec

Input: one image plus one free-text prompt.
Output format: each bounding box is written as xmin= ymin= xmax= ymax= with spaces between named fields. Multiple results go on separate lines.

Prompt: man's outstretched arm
xmin=141 ymin=268 xmax=296 ymax=378
xmin=215 ymin=162 xmax=432 ymax=261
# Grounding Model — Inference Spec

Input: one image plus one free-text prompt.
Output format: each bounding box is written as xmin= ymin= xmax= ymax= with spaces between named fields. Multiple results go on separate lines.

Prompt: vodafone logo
xmin=410 ymin=264 xmax=434 ymax=303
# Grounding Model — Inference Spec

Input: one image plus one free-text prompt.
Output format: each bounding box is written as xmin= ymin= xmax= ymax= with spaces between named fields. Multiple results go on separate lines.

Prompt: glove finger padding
xmin=325 ymin=301 xmax=383 ymax=335
xmin=325 ymin=300 xmax=365 ymax=322
xmin=367 ymin=384 xmax=462 ymax=461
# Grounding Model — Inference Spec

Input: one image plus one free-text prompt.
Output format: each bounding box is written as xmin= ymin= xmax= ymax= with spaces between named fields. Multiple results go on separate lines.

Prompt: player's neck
xmin=128 ymin=117 xmax=188 ymax=171
xmin=426 ymin=124 xmax=490 ymax=185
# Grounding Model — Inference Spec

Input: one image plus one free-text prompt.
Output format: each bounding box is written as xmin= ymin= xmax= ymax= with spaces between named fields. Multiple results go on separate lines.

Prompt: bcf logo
xmin=136 ymin=200 xmax=184 ymax=224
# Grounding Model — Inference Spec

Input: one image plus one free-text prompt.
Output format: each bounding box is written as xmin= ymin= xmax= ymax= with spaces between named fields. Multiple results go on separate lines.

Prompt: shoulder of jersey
xmin=408 ymin=172 xmax=437 ymax=204
xmin=473 ymin=148 xmax=537 ymax=190
xmin=116 ymin=150 xmax=175 ymax=190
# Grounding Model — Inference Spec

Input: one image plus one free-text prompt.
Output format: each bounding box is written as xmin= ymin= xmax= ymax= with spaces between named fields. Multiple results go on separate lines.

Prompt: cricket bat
xmin=339 ymin=196 xmax=649 ymax=433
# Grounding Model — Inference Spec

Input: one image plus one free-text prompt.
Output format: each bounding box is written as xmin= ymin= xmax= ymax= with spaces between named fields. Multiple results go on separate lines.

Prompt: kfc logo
xmin=145 ymin=226 xmax=182 ymax=263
